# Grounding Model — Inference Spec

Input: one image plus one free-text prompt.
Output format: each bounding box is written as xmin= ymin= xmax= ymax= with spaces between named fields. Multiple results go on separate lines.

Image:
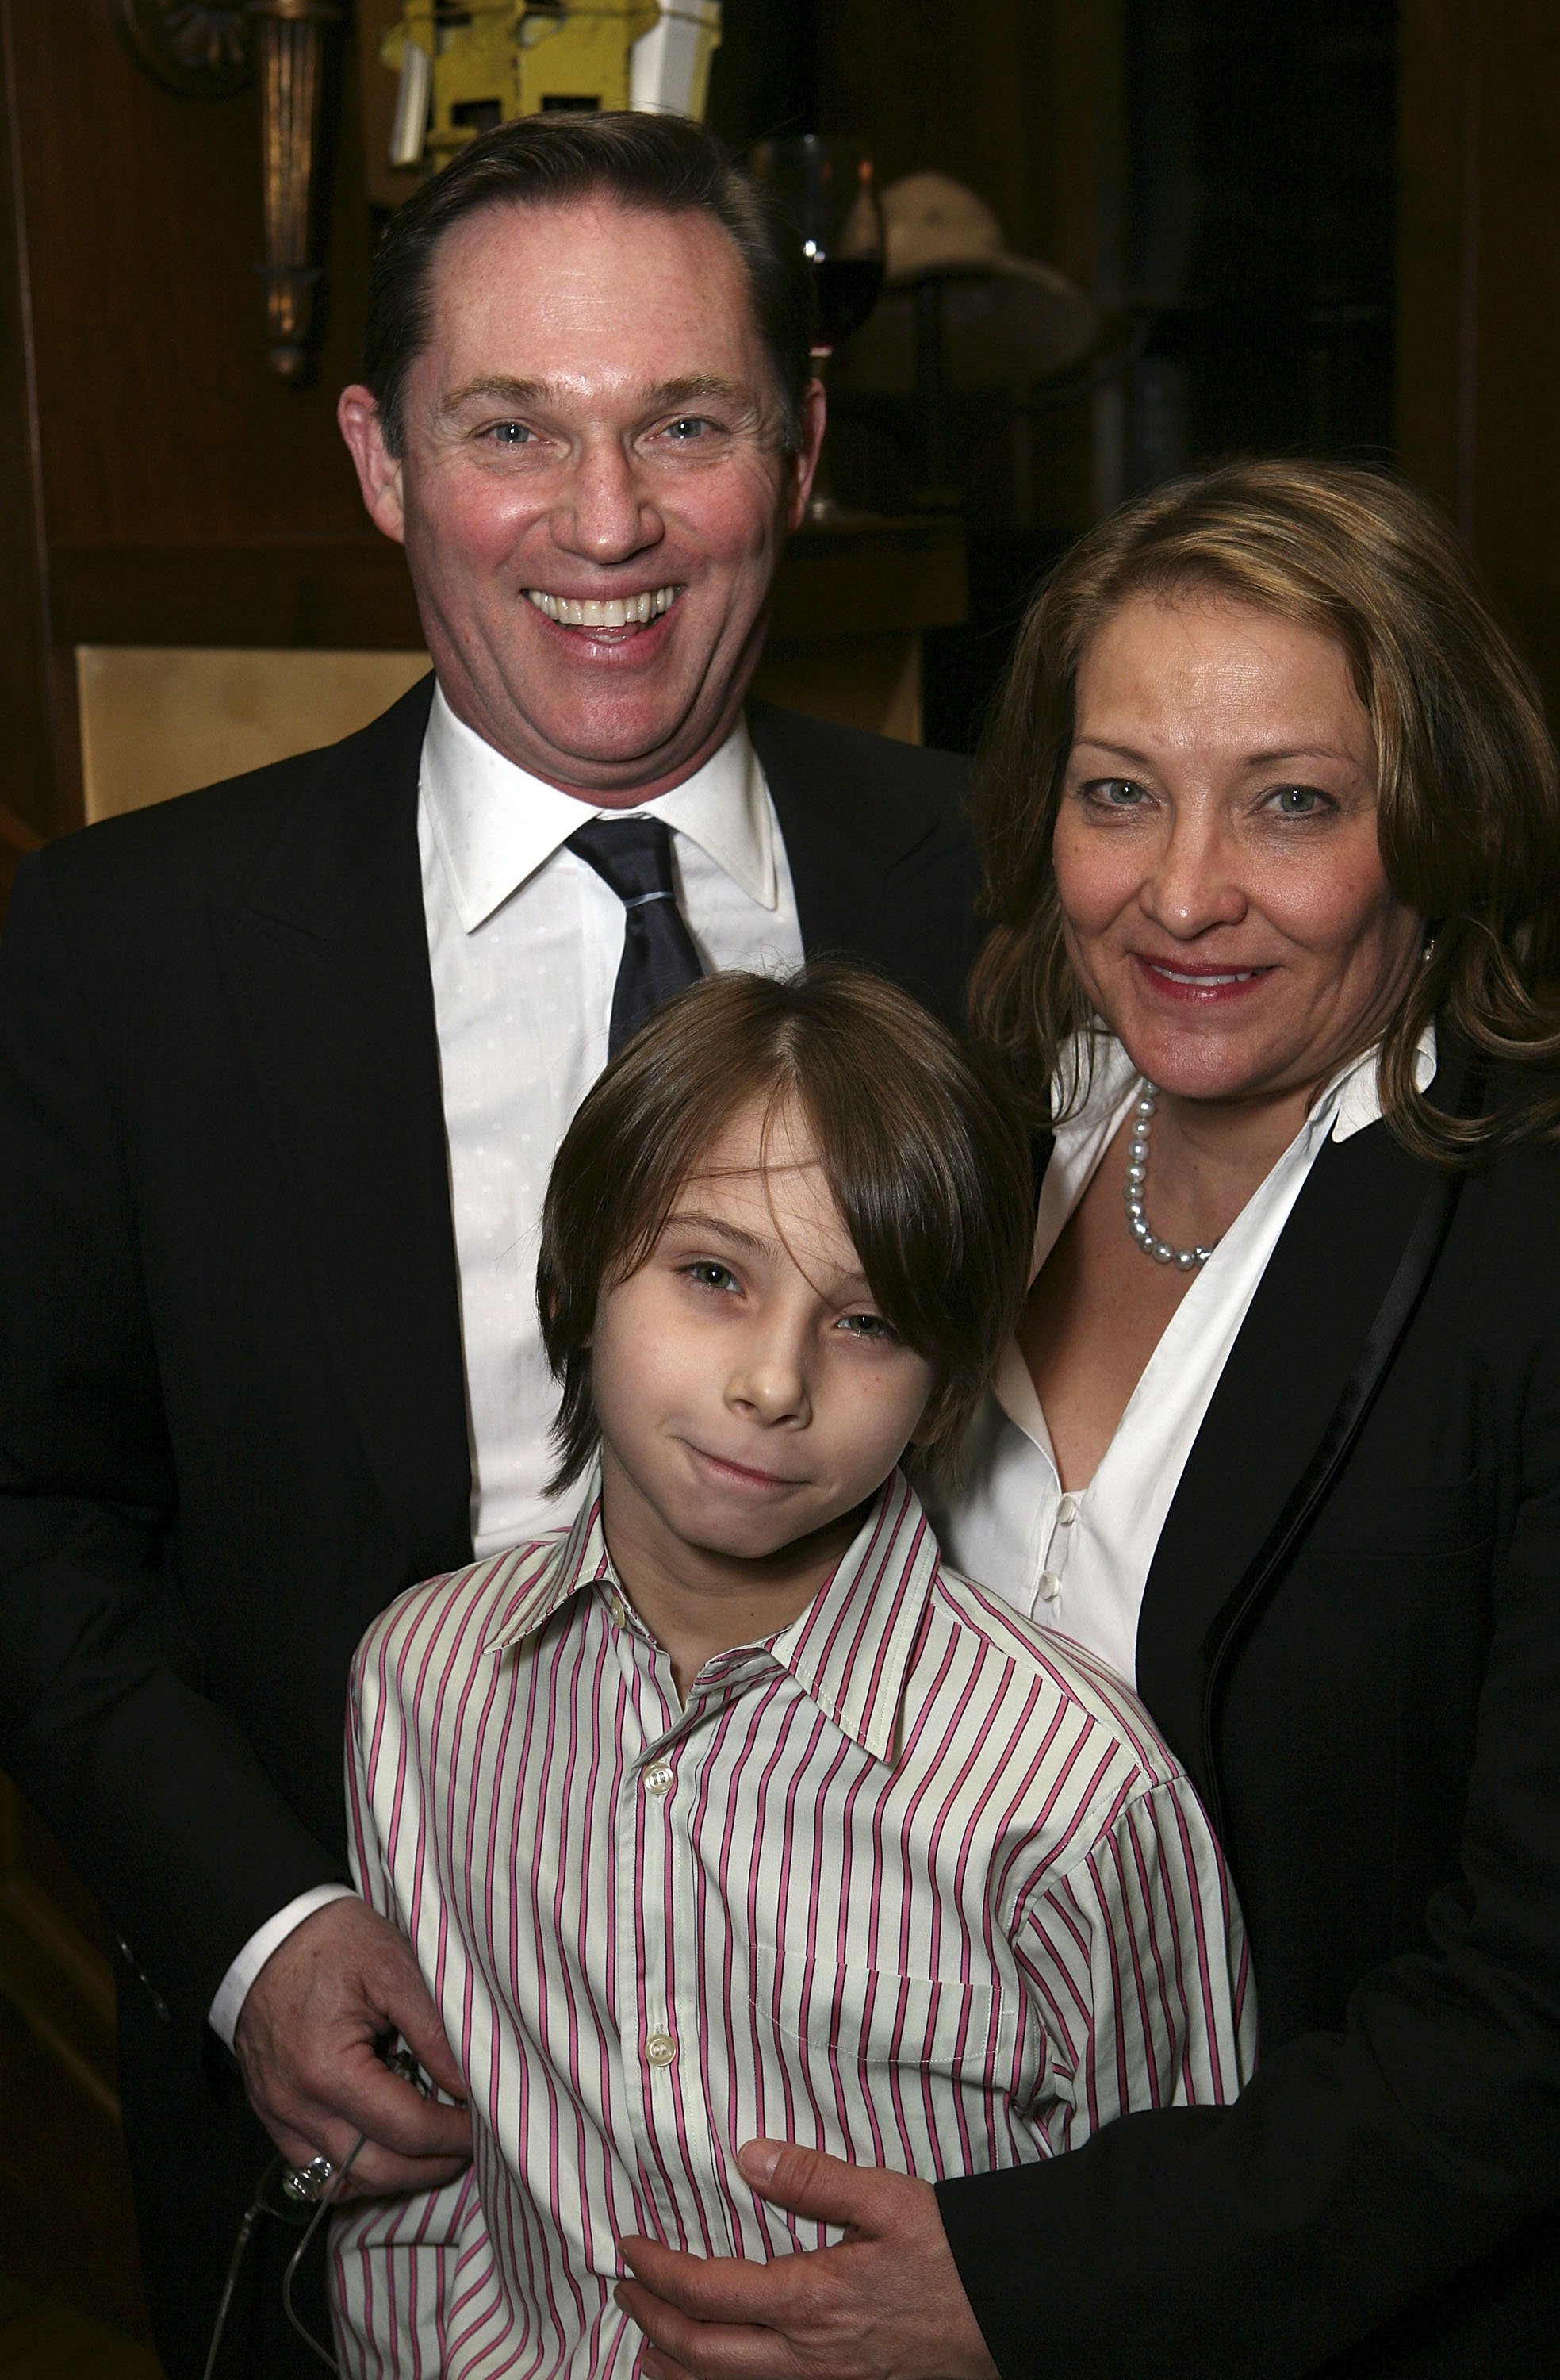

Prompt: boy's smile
xmin=589 ymin=1096 xmax=937 ymax=1690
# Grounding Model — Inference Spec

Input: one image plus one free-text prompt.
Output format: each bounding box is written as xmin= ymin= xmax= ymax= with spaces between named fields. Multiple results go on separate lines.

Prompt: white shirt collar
xmin=421 ymin=683 xmax=778 ymax=935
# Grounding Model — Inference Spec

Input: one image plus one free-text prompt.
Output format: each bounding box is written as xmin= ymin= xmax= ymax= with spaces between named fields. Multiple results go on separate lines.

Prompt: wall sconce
xmin=113 ymin=0 xmax=343 ymax=384
xmin=252 ymin=0 xmax=344 ymax=382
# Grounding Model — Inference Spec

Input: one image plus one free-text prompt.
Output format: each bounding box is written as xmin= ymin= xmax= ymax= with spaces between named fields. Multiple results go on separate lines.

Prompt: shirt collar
xmin=479 ymin=1466 xmax=941 ymax=1768
xmin=1326 ymin=1020 xmax=1438 ymax=1141
xmin=478 ymin=1484 xmax=616 ymax=1653
xmin=768 ymin=1472 xmax=942 ymax=1764
xmin=420 ymin=683 xmax=776 ymax=934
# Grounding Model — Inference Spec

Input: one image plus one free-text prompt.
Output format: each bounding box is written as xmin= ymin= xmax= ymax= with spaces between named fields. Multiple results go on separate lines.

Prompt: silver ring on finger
xmin=280 ymin=2153 xmax=336 ymax=2205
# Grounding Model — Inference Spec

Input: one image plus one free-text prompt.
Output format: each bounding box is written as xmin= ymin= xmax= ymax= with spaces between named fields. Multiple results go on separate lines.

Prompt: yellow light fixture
xmin=381 ymin=0 xmax=723 ymax=178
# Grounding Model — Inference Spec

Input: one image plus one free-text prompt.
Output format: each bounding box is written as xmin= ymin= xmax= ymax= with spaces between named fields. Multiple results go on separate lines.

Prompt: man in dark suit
xmin=0 ymin=114 xmax=982 ymax=2378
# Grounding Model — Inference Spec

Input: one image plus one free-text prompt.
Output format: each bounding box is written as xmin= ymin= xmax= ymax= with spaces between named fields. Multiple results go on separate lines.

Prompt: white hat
xmin=837 ymin=171 xmax=1098 ymax=394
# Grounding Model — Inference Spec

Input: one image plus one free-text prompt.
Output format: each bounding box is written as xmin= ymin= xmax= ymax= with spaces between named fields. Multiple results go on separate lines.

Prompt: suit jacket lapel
xmin=1136 ymin=1111 xmax=1437 ymax=1788
xmin=747 ymin=701 xmax=981 ymax=1028
xmin=211 ymin=678 xmax=473 ymax=1580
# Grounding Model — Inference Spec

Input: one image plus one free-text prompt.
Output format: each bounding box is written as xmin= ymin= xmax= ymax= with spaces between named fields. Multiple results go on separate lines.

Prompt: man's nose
xmin=552 ymin=437 xmax=663 ymax=563
xmin=1138 ymin=810 xmax=1247 ymax=938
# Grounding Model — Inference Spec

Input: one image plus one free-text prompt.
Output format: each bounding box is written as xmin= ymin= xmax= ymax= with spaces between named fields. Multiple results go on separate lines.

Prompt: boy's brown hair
xmin=537 ymin=963 xmax=1034 ymax=1495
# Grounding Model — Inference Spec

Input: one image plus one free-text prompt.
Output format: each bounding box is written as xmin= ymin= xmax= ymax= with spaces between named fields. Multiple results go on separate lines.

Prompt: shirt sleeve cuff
xmin=207 ymin=1882 xmax=360 ymax=2048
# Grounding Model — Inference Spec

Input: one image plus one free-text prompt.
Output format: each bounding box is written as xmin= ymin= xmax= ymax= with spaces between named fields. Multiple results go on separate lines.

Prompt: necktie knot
xmin=567 ymin=816 xmax=704 ymax=1054
xmin=566 ymin=816 xmax=677 ymax=907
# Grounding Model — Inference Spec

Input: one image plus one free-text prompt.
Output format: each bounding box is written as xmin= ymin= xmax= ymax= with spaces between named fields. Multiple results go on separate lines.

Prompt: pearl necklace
xmin=1124 ymin=1085 xmax=1219 ymax=1269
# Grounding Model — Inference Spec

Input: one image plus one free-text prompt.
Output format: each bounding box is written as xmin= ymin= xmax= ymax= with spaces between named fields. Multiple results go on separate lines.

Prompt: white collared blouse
xmin=929 ymin=1028 xmax=1438 ymax=1687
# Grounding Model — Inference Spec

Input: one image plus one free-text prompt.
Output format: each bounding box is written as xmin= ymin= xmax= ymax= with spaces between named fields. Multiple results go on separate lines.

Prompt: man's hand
xmin=232 ymin=1896 xmax=472 ymax=2198
xmin=617 ymin=2140 xmax=998 ymax=2380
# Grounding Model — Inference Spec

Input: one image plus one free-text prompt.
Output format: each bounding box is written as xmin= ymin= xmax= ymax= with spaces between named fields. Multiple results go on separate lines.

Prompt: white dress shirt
xmin=929 ymin=1027 xmax=1438 ymax=1688
xmin=209 ymin=688 xmax=805 ymax=2042
xmin=330 ymin=1469 xmax=1252 ymax=2378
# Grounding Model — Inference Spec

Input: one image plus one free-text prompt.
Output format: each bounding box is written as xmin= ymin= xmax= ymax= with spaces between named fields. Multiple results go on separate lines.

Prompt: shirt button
xmin=644 ymin=1763 xmax=674 ymax=1797
xmin=1038 ymin=1570 xmax=1062 ymax=1603
xmin=607 ymin=1594 xmax=627 ymax=1625
xmin=645 ymin=2032 xmax=677 ymax=2067
xmin=1056 ymin=1495 xmax=1079 ymax=1526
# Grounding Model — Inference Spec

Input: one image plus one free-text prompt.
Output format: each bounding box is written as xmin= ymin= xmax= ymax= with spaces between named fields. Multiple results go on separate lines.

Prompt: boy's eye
xmin=837 ymin=1310 xmax=898 ymax=1342
xmin=683 ymin=1261 xmax=739 ymax=1293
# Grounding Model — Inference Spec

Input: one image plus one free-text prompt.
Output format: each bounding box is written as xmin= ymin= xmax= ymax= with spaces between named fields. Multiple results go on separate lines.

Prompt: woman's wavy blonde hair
xmin=968 ymin=459 xmax=1560 ymax=1164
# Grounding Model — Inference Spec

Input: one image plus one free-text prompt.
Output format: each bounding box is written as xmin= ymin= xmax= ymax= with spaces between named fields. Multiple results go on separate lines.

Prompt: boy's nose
xmin=726 ymin=1337 xmax=811 ymax=1428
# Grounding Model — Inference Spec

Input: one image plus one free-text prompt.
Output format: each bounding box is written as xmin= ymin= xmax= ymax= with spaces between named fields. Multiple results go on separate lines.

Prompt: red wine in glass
xmin=749 ymin=136 xmax=885 ymax=516
xmin=811 ymin=252 xmax=886 ymax=356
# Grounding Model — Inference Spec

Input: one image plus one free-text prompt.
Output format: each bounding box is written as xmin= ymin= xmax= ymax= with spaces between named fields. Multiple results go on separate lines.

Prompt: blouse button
xmin=645 ymin=2032 xmax=677 ymax=2067
xmin=1056 ymin=1495 xmax=1079 ymax=1526
xmin=644 ymin=1763 xmax=674 ymax=1797
xmin=1038 ymin=1570 xmax=1062 ymax=1603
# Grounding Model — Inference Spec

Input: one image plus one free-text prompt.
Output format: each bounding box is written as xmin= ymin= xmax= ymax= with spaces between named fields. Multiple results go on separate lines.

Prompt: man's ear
xmin=784 ymin=377 xmax=828 ymax=532
xmin=338 ymin=384 xmax=407 ymax=545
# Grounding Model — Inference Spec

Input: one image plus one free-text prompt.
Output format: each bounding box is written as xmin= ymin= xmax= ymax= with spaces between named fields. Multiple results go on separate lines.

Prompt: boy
xmin=330 ymin=965 xmax=1254 ymax=2378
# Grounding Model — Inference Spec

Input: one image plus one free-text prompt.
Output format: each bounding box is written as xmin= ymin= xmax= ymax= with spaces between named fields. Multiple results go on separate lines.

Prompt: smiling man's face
xmin=339 ymin=197 xmax=823 ymax=801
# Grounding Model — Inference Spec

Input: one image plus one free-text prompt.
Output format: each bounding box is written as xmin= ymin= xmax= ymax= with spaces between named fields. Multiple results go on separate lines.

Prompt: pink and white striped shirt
xmin=331 ymin=1471 xmax=1255 ymax=2379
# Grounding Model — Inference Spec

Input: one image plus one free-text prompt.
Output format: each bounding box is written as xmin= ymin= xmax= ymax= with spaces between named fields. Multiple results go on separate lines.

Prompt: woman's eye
xmin=1267 ymin=784 xmax=1330 ymax=817
xmin=1084 ymin=777 xmax=1148 ymax=809
xmin=684 ymin=1261 xmax=738 ymax=1293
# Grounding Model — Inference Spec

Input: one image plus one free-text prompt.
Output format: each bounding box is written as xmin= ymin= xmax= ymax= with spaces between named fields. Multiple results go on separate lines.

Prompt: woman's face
xmin=1053 ymin=591 xmax=1424 ymax=1111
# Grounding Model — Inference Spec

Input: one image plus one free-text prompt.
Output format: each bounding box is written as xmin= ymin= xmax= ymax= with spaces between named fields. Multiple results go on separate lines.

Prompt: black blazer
xmin=939 ymin=1064 xmax=1560 ymax=2377
xmin=0 ymin=678 xmax=978 ymax=2374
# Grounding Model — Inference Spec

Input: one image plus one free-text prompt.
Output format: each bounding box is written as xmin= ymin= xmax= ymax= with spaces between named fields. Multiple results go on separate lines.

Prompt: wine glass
xmin=749 ymin=136 xmax=886 ymax=523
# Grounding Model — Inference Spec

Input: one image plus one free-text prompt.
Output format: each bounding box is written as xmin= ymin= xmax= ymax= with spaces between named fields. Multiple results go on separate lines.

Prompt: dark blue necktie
xmin=567 ymin=816 xmax=705 ymax=1056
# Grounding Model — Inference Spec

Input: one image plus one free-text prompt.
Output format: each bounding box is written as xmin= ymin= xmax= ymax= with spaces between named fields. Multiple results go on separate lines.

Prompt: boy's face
xmin=590 ymin=1097 xmax=938 ymax=1580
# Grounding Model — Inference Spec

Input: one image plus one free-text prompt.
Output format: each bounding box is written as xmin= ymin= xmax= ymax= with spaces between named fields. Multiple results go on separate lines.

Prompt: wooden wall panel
xmin=1397 ymin=0 xmax=1560 ymax=715
xmin=0 ymin=10 xmax=56 ymax=847
xmin=9 ymin=3 xmax=374 ymax=551
xmin=815 ymin=0 xmax=1113 ymax=539
xmin=0 ymin=0 xmax=412 ymax=842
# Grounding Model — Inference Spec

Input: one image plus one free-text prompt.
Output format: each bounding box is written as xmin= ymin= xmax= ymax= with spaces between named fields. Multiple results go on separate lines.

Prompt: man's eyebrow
xmin=648 ymin=374 xmax=759 ymax=413
xmin=437 ymin=374 xmax=551 ymax=418
xmin=434 ymin=373 xmax=761 ymax=423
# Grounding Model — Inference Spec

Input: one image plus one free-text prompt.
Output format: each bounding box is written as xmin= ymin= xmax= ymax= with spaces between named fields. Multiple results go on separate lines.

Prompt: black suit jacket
xmin=939 ymin=1069 xmax=1560 ymax=2377
xmin=0 ymin=678 xmax=978 ymax=2374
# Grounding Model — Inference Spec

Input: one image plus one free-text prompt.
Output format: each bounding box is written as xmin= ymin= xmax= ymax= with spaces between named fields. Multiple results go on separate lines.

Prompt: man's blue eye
xmin=489 ymin=422 xmax=530 ymax=445
xmin=666 ymin=417 xmax=709 ymax=440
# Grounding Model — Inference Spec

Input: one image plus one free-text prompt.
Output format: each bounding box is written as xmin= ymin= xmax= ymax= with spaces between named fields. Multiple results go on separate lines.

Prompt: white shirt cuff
xmin=208 ymin=1882 xmax=359 ymax=2048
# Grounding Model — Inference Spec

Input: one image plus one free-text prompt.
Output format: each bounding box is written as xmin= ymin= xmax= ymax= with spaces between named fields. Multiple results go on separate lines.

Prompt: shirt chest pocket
xmin=745 ymin=1939 xmax=1020 ymax=2102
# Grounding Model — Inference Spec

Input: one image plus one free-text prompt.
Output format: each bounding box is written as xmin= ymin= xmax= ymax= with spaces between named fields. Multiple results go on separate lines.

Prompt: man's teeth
xmin=1156 ymin=965 xmax=1258 ymax=985
xmin=524 ymin=586 xmax=679 ymax=628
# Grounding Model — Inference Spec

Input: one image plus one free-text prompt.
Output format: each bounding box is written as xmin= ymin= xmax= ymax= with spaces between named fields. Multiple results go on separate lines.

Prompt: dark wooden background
xmin=2 ymin=0 xmax=1560 ymax=2356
